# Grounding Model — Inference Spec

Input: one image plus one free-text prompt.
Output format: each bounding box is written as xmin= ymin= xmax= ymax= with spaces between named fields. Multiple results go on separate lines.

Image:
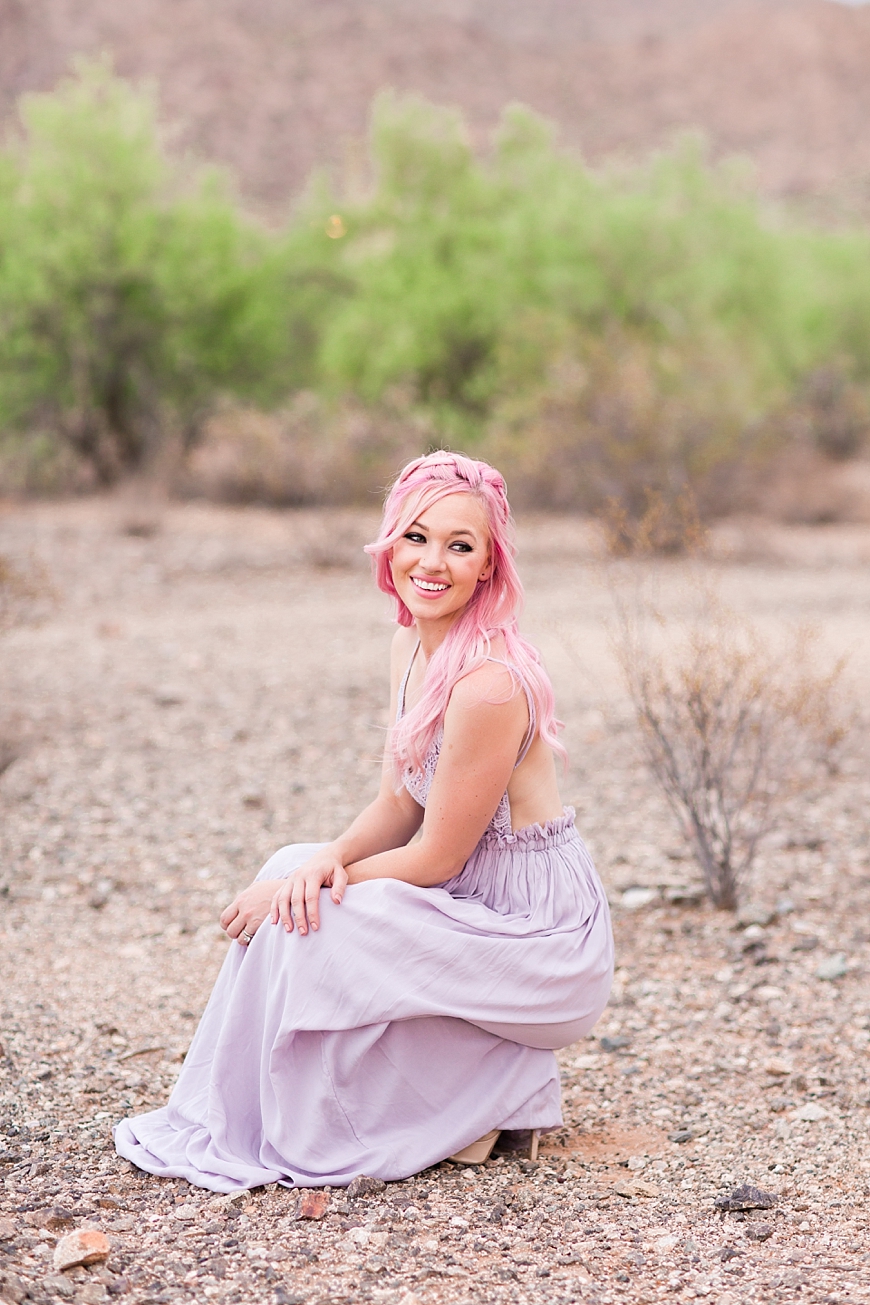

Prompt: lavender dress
xmin=114 ymin=656 xmax=613 ymax=1191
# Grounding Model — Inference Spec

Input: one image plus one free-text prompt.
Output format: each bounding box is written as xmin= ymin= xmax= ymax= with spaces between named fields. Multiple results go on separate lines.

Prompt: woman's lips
xmin=410 ymin=575 xmax=450 ymax=596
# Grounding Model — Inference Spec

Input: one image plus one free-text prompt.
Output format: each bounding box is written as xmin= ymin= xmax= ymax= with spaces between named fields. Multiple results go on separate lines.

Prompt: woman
xmin=114 ymin=452 xmax=613 ymax=1191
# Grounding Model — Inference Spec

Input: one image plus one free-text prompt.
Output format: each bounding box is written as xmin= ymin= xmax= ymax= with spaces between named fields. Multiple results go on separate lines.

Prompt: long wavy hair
xmin=365 ymin=451 xmax=565 ymax=777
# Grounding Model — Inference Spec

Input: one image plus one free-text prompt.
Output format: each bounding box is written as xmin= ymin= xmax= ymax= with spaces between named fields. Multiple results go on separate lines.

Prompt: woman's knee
xmin=255 ymin=843 xmax=327 ymax=882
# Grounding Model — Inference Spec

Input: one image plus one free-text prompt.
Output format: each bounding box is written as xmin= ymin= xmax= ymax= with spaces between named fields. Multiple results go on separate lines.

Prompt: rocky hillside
xmin=1 ymin=0 xmax=869 ymax=206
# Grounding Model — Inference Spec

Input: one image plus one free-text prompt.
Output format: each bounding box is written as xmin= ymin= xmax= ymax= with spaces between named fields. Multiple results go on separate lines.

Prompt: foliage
xmin=0 ymin=61 xmax=298 ymax=483
xmin=1 ymin=72 xmax=870 ymax=506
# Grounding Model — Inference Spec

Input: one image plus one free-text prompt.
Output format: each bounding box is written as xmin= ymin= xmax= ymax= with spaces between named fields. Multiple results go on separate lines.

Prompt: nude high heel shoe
xmin=449 ymin=1128 xmax=540 ymax=1165
xmin=448 ymin=1128 xmax=500 ymax=1164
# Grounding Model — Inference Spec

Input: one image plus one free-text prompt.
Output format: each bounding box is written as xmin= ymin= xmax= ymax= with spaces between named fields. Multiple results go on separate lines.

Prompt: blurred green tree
xmin=0 ymin=60 xmax=305 ymax=483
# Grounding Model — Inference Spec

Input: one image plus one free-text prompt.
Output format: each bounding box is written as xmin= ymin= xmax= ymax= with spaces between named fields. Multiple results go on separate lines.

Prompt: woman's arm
xmin=345 ymin=662 xmax=528 ymax=888
xmin=223 ymin=628 xmax=423 ymax=942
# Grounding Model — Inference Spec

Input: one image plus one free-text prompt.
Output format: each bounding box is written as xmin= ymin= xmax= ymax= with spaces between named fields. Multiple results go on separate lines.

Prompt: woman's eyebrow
xmin=409 ymin=519 xmax=476 ymax=539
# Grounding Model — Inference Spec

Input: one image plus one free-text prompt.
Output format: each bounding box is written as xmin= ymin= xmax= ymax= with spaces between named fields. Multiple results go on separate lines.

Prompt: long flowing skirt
xmin=114 ymin=811 xmax=613 ymax=1191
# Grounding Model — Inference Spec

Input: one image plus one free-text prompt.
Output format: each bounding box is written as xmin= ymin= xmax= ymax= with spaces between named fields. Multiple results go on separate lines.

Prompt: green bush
xmin=0 ymin=60 xmax=300 ymax=483
xmin=1 ymin=72 xmax=869 ymax=510
xmin=309 ymin=96 xmax=870 ymax=511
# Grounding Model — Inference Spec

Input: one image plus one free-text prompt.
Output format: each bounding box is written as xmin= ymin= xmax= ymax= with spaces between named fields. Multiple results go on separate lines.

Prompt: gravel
xmin=1 ymin=499 xmax=869 ymax=1305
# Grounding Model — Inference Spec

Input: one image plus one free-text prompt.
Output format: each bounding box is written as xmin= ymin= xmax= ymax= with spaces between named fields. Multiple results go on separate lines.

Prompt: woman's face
xmin=389 ymin=492 xmax=492 ymax=631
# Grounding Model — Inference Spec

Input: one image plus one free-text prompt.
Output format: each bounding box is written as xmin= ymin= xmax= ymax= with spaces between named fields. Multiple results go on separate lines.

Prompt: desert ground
xmin=1 ymin=499 xmax=869 ymax=1305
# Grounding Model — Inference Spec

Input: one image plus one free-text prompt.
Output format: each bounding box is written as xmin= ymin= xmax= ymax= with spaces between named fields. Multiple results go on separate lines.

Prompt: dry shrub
xmin=612 ymin=578 xmax=847 ymax=909
xmin=484 ymin=325 xmax=766 ymax=519
xmin=180 ymin=396 xmax=431 ymax=507
xmin=599 ymin=489 xmax=707 ymax=557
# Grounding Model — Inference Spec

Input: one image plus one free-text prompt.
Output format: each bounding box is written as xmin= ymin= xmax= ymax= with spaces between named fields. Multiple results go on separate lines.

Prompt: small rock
xmin=154 ymin=688 xmax=184 ymax=707
xmin=41 ymin=1275 xmax=75 ymax=1299
xmin=742 ymin=924 xmax=766 ymax=944
xmin=718 ymin=1246 xmax=740 ymax=1262
xmin=737 ymin=903 xmax=774 ymax=928
xmin=347 ymin=1175 xmax=386 ymax=1199
xmin=173 ymin=1203 xmax=198 ymax=1221
xmin=621 ymin=887 xmax=658 ymax=911
xmin=763 ymin=1058 xmax=793 ymax=1077
xmin=792 ymin=935 xmax=819 ymax=952
xmin=242 ymin=790 xmax=265 ymax=809
xmin=663 ymin=884 xmax=705 ymax=905
xmin=815 ymin=953 xmax=848 ymax=981
xmin=53 ymin=1229 xmax=110 ymax=1272
xmin=600 ymin=1035 xmax=631 ymax=1052
xmin=45 ymin=1208 xmax=77 ymax=1231
xmin=744 ymin=1223 xmax=773 ymax=1242
xmin=714 ymin=1184 xmax=777 ymax=1212
xmin=0 ymin=1217 xmax=15 ymax=1239
xmin=97 ymin=1198 xmax=122 ymax=1211
xmin=668 ymin=1129 xmax=694 ymax=1144
xmin=80 ymin=1283 xmax=108 ymax=1305
xmin=793 ymin=1102 xmax=828 ymax=1122
xmin=0 ymin=1272 xmax=28 ymax=1304
xmin=296 ymin=1189 xmax=329 ymax=1220
xmin=627 ymin=1155 xmax=647 ymax=1171
xmin=613 ymin=1178 xmax=658 ymax=1199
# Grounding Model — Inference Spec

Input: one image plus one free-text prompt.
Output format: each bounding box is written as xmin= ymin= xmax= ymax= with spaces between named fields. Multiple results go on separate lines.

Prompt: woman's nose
xmin=420 ymin=546 xmax=446 ymax=572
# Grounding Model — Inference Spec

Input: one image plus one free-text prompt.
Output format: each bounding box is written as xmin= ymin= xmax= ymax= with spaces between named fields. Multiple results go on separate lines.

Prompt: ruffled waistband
xmin=475 ymin=807 xmax=578 ymax=852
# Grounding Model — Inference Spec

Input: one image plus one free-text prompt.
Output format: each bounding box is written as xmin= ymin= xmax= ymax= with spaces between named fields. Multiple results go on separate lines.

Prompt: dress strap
xmin=396 ymin=639 xmax=421 ymax=723
xmin=485 ymin=658 xmax=537 ymax=766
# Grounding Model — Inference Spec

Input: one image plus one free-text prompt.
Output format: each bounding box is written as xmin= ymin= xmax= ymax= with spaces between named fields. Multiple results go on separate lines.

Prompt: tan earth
xmin=1 ymin=498 xmax=869 ymax=1305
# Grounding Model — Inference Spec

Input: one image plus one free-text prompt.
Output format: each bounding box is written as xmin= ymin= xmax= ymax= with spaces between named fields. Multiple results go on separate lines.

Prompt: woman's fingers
xmin=289 ymin=877 xmax=306 ymax=935
xmin=267 ymin=865 xmax=347 ymax=936
xmin=306 ymin=877 xmax=322 ymax=932
xmin=275 ymin=881 xmax=294 ymax=932
xmin=219 ymin=900 xmax=239 ymax=931
xmin=331 ymin=863 xmax=348 ymax=905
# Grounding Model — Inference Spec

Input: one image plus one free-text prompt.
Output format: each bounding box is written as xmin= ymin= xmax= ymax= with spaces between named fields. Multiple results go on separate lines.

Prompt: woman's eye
xmin=450 ymin=542 xmax=473 ymax=553
xmin=404 ymin=532 xmax=426 ymax=544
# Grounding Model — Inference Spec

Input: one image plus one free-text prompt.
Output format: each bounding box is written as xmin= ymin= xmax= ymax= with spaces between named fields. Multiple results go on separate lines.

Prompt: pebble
xmin=714 ymin=1184 xmax=777 ymax=1212
xmin=52 ymin=1229 xmax=110 ymax=1272
xmin=815 ymin=953 xmax=848 ymax=980
xmin=793 ymin=1102 xmax=828 ymax=1122
xmin=347 ymin=1175 xmax=386 ymax=1199
xmin=621 ymin=887 xmax=658 ymax=910
xmin=296 ymin=1190 xmax=329 ymax=1219
xmin=41 ymin=1275 xmax=75 ymax=1299
xmin=737 ymin=903 xmax=774 ymax=927
xmin=600 ymin=1035 xmax=631 ymax=1052
xmin=613 ymin=1177 xmax=659 ymax=1199
xmin=763 ymin=1057 xmax=793 ymax=1076
xmin=174 ymin=1203 xmax=198 ymax=1221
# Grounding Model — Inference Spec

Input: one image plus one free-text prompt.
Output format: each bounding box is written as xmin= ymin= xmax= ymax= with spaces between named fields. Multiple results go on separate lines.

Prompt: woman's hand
xmin=270 ymin=849 xmax=348 ymax=937
xmin=219 ymin=879 xmax=284 ymax=945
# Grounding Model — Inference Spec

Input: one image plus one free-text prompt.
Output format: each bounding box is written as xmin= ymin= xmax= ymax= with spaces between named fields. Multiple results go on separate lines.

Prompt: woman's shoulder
xmin=447 ymin=658 xmax=527 ymax=717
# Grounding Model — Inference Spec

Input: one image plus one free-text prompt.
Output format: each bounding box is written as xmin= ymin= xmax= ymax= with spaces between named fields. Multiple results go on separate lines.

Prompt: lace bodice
xmin=397 ymin=642 xmax=536 ymax=840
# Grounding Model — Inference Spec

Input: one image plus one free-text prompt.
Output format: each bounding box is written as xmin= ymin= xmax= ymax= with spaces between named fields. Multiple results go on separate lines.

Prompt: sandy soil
xmin=1 ymin=499 xmax=869 ymax=1305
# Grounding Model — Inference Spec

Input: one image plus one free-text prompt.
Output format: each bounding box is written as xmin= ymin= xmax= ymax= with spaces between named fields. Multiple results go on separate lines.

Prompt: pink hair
xmin=365 ymin=451 xmax=566 ymax=778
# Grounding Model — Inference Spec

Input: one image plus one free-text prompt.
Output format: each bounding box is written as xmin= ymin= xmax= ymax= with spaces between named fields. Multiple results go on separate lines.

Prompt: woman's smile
xmin=410 ymin=575 xmax=450 ymax=595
